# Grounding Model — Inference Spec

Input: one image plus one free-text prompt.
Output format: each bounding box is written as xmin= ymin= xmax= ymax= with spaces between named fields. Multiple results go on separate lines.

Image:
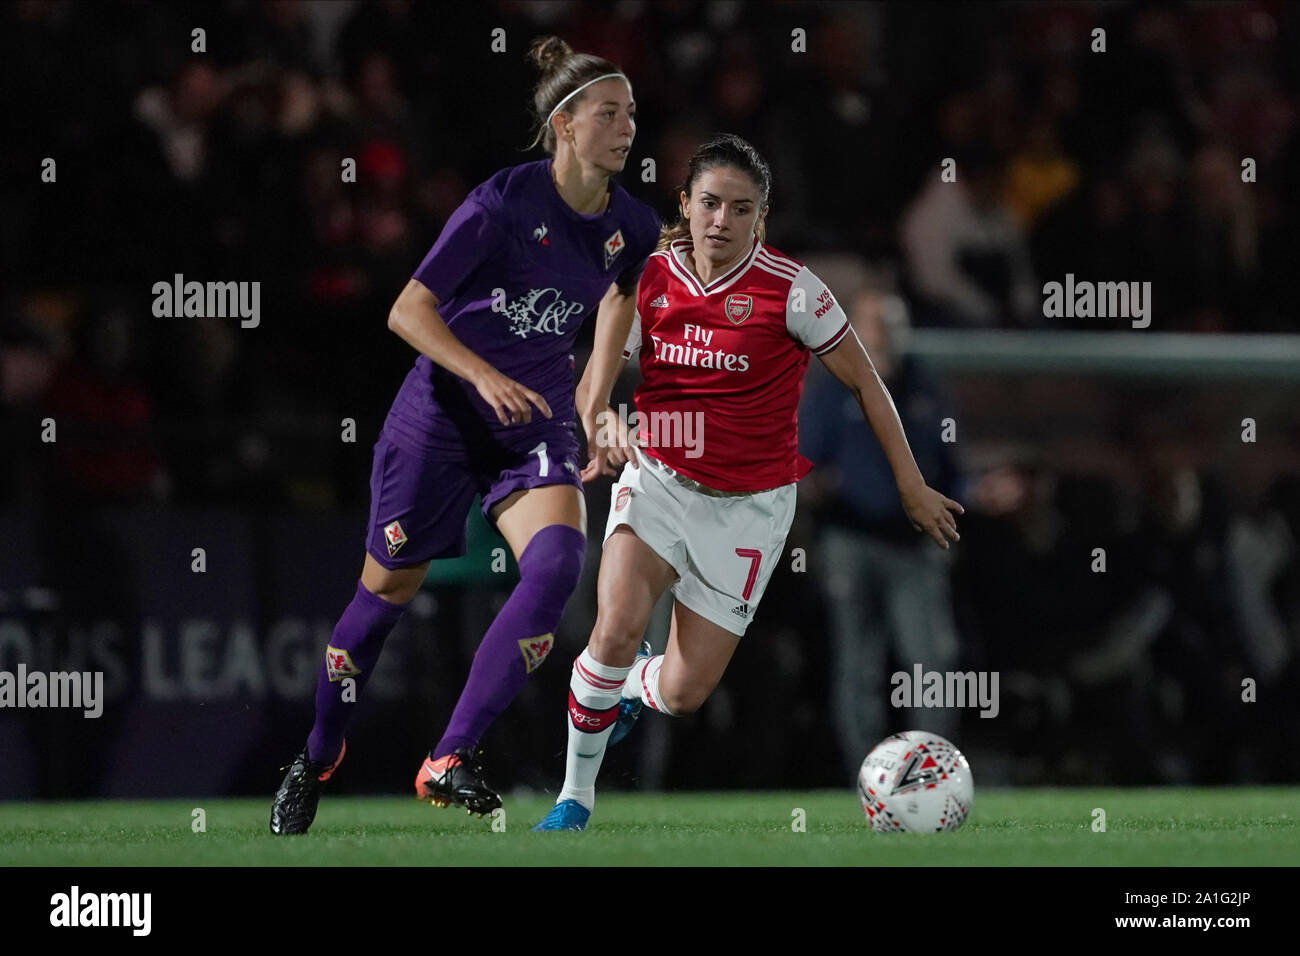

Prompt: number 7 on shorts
xmin=734 ymin=548 xmax=762 ymax=602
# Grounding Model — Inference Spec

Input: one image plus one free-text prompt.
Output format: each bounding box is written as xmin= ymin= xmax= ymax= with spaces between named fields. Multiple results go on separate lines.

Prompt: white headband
xmin=545 ymin=72 xmax=632 ymax=132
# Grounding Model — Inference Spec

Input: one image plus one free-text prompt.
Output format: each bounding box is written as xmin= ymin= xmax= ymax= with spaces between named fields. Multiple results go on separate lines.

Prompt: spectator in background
xmin=953 ymin=450 xmax=1077 ymax=782
xmin=900 ymin=143 xmax=1039 ymax=328
xmin=149 ymin=315 xmax=261 ymax=506
xmin=1184 ymin=142 xmax=1260 ymax=331
xmin=1115 ymin=128 xmax=1195 ymax=325
xmin=0 ymin=292 xmax=68 ymax=505
xmin=769 ymin=9 xmax=902 ymax=256
xmin=1003 ymin=120 xmax=1080 ymax=233
xmin=1226 ymin=477 xmax=1295 ymax=704
xmin=133 ymin=59 xmax=224 ymax=187
xmin=651 ymin=122 xmax=711 ymax=212
xmin=46 ymin=305 xmax=165 ymax=503
xmin=1227 ymin=471 xmax=1300 ymax=780
xmin=956 ymin=445 xmax=1174 ymax=785
xmin=1125 ymin=425 xmax=1242 ymax=781
xmin=800 ymin=290 xmax=964 ymax=776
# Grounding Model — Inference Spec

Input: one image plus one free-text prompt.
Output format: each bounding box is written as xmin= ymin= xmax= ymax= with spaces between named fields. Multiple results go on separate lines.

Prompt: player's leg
xmin=534 ymin=525 xmax=677 ymax=828
xmin=270 ymin=555 xmax=429 ymax=835
xmin=360 ymin=552 xmax=430 ymax=603
xmin=272 ymin=434 xmax=476 ymax=834
xmin=588 ymin=528 xmax=678 ymax=669
xmin=535 ymin=445 xmax=688 ymax=829
xmin=416 ymin=445 xmax=589 ymax=813
xmin=623 ymin=480 xmax=797 ymax=718
xmin=627 ymin=599 xmax=740 ymax=715
xmin=304 ymin=555 xmax=429 ymax=761
xmin=550 ymin=597 xmax=735 ymax=831
xmin=425 ymin=484 xmax=585 ymax=757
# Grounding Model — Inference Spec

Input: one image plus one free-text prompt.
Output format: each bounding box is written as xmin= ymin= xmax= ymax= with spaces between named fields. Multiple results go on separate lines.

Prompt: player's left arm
xmin=788 ymin=266 xmax=962 ymax=549
xmin=818 ymin=329 xmax=963 ymax=549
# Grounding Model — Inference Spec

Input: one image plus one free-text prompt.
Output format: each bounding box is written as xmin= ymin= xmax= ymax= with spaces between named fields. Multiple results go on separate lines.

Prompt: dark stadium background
xmin=1 ymin=0 xmax=1297 ymax=800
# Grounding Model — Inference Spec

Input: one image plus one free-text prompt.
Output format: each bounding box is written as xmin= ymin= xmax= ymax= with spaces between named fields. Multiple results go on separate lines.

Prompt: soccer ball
xmin=857 ymin=731 xmax=973 ymax=833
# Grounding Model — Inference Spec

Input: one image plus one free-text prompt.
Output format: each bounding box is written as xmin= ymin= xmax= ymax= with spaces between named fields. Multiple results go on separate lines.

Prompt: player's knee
xmin=660 ymin=683 xmax=709 ymax=715
xmin=518 ymin=525 xmax=586 ymax=598
xmin=588 ymin=613 xmax=644 ymax=662
xmin=363 ymin=570 xmax=419 ymax=605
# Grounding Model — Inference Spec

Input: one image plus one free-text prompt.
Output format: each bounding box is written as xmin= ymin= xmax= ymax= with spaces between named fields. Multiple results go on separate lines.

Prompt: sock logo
xmin=383 ymin=520 xmax=407 ymax=557
xmin=567 ymin=690 xmax=618 ymax=732
xmin=325 ymin=646 xmax=360 ymax=682
xmin=518 ymin=634 xmax=554 ymax=673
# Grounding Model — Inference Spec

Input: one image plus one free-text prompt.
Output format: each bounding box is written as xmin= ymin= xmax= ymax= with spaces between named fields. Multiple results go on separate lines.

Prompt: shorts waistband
xmin=640 ymin=450 xmax=780 ymax=497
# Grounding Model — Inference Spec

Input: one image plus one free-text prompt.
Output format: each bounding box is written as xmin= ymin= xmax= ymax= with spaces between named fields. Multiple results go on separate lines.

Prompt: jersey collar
xmin=665 ymin=236 xmax=762 ymax=296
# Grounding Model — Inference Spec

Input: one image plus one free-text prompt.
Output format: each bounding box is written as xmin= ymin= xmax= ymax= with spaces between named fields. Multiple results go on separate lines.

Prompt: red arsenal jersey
xmin=622 ymin=237 xmax=851 ymax=491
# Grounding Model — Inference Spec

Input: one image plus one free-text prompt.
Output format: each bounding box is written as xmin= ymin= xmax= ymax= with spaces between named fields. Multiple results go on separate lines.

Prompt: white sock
xmin=623 ymin=655 xmax=675 ymax=716
xmin=557 ymin=647 xmax=633 ymax=811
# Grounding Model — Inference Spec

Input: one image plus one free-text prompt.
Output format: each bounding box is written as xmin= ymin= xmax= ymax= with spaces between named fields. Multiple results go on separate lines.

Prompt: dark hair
xmin=526 ymin=36 xmax=626 ymax=154
xmin=657 ymin=134 xmax=772 ymax=251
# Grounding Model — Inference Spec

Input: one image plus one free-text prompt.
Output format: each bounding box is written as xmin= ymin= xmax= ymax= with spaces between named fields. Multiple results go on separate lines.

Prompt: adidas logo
xmin=730 ymin=603 xmax=749 ymax=618
xmin=650 ymin=294 xmax=669 ymax=308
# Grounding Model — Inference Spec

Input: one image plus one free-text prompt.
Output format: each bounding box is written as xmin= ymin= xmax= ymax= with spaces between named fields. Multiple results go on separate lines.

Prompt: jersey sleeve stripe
xmin=758 ymin=248 xmax=801 ymax=271
xmin=756 ymin=251 xmax=799 ymax=278
xmin=756 ymin=260 xmax=797 ymax=280
xmin=812 ymin=318 xmax=851 ymax=355
xmin=754 ymin=260 xmax=798 ymax=282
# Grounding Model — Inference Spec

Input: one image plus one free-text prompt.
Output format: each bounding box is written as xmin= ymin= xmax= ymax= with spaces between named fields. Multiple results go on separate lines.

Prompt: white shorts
xmin=602 ymin=446 xmax=797 ymax=636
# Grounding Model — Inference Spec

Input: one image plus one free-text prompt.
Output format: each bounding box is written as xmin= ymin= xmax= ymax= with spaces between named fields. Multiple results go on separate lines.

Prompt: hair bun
xmin=528 ymin=35 xmax=573 ymax=75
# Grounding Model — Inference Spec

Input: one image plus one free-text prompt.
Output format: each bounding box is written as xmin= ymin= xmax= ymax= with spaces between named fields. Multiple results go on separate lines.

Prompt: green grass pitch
xmin=1 ymin=788 xmax=1296 ymax=866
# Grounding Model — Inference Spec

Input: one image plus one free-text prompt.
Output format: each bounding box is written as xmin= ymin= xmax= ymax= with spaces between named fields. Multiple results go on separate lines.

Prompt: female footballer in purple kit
xmin=270 ymin=36 xmax=659 ymax=834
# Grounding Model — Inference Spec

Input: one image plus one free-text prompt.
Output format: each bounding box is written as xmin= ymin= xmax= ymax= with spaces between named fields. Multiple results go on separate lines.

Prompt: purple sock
xmin=306 ymin=580 xmax=408 ymax=763
xmin=433 ymin=524 xmax=586 ymax=758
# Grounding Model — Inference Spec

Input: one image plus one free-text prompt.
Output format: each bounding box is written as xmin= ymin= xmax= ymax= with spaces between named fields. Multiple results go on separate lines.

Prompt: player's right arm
xmin=388 ymin=279 xmax=551 ymax=426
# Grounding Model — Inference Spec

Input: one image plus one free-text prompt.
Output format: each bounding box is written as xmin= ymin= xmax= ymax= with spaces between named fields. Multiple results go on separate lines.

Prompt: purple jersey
xmin=384 ymin=158 xmax=660 ymax=457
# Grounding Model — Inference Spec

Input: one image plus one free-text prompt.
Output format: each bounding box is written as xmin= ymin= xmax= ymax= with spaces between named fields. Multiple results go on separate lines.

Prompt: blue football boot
xmin=532 ymin=798 xmax=591 ymax=831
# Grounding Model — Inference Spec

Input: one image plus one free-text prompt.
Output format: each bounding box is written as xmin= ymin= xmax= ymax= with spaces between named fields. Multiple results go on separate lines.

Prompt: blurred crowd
xmin=4 ymin=1 xmax=1300 ymax=504
xmin=786 ymin=281 xmax=1298 ymax=785
xmin=1 ymin=1 xmax=1297 ymax=786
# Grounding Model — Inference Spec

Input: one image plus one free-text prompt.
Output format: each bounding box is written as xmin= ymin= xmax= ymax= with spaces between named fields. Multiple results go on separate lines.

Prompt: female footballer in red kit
xmin=535 ymin=134 xmax=963 ymax=830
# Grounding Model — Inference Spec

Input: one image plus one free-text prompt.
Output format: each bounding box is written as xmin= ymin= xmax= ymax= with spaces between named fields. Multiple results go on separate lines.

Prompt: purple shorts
xmin=364 ymin=424 xmax=583 ymax=569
